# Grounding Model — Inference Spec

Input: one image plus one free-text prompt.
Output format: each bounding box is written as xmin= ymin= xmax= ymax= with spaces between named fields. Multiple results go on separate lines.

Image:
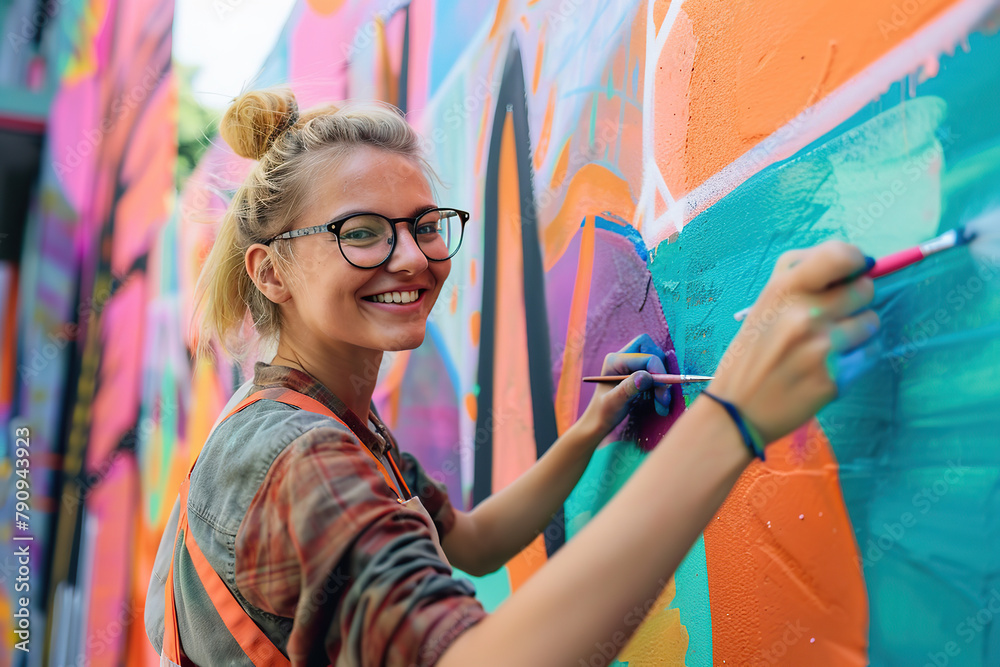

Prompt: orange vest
xmin=160 ymin=387 xmax=411 ymax=666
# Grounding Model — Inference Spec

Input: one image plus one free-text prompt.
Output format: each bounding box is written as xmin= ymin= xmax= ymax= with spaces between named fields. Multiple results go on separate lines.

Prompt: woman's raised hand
xmin=582 ymin=333 xmax=673 ymax=438
xmin=707 ymin=240 xmax=880 ymax=444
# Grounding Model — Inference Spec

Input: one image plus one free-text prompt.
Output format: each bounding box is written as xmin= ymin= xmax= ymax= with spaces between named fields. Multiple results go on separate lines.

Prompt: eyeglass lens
xmin=339 ymin=209 xmax=463 ymax=267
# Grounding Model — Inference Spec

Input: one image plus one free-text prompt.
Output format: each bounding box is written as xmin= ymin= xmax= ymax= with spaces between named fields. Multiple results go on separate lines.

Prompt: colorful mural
xmin=5 ymin=0 xmax=1000 ymax=663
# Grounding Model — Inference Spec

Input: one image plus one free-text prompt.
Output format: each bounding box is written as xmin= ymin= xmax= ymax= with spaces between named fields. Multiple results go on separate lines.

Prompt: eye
xmin=341 ymin=228 xmax=378 ymax=240
xmin=416 ymin=221 xmax=442 ymax=235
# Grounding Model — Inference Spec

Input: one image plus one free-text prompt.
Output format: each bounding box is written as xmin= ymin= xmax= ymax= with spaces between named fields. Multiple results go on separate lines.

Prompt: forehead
xmin=321 ymin=146 xmax=433 ymax=211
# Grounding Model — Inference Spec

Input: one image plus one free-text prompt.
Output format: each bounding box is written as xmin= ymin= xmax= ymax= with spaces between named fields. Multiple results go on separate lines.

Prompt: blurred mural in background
xmin=2 ymin=0 xmax=1000 ymax=665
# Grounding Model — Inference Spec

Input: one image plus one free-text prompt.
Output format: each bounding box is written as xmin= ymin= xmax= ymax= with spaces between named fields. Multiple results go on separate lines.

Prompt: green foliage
xmin=175 ymin=61 xmax=219 ymax=191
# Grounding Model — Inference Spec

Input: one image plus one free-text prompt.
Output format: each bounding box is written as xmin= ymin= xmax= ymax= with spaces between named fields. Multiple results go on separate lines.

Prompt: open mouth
xmin=361 ymin=289 xmax=427 ymax=304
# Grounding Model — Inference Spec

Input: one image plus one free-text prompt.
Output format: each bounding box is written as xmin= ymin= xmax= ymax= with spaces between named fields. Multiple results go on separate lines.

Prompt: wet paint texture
xmin=651 ymin=31 xmax=1000 ymax=664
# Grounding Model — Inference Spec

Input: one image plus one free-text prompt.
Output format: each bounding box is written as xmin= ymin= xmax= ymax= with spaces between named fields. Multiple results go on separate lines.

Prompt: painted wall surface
xmin=5 ymin=0 xmax=1000 ymax=664
xmin=1 ymin=0 xmax=176 ymax=663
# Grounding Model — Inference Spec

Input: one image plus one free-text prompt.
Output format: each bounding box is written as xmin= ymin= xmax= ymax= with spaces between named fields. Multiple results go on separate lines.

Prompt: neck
xmin=271 ymin=336 xmax=382 ymax=422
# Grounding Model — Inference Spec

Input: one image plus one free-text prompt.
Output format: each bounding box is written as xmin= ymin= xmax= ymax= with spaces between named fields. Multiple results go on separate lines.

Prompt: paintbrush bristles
xmin=966 ymin=207 xmax=1000 ymax=262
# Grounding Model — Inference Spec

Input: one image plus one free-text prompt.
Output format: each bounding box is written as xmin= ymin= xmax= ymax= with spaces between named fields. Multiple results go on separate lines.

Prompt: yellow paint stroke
xmin=534 ymin=84 xmax=557 ymax=170
xmin=543 ymin=163 xmax=635 ymax=271
xmin=553 ymin=216 xmax=595 ymax=434
xmin=617 ymin=577 xmax=690 ymax=666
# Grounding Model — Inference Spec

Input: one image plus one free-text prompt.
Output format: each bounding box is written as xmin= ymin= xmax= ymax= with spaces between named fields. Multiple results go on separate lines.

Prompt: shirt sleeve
xmin=234 ymin=426 xmax=486 ymax=667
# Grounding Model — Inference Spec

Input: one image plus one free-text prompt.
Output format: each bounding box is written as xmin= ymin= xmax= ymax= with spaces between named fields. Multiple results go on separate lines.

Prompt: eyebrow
xmin=326 ymin=205 xmax=438 ymax=224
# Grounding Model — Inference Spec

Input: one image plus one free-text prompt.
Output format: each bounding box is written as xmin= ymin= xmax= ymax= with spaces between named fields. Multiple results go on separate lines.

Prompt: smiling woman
xmin=143 ymin=86 xmax=881 ymax=667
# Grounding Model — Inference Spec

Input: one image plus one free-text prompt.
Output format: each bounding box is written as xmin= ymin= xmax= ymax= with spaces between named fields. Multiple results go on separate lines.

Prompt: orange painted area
xmin=470 ymin=258 xmax=477 ymax=285
xmin=653 ymin=0 xmax=672 ymax=33
xmin=306 ymin=0 xmax=347 ymax=15
xmin=542 ymin=163 xmax=635 ymax=271
xmin=549 ymin=138 xmax=570 ymax=190
xmin=703 ymin=419 xmax=868 ymax=666
xmin=492 ymin=111 xmax=538 ymax=493
xmin=470 ymin=311 xmax=481 ymax=346
xmin=663 ymin=0 xmax=955 ymax=193
xmin=532 ymin=23 xmax=546 ymax=93
xmin=489 ymin=0 xmax=512 ymax=39
xmin=617 ymin=577 xmax=689 ymax=666
xmin=449 ymin=286 xmax=458 ymax=314
xmin=375 ymin=17 xmax=399 ymax=108
xmin=534 ymin=85 xmax=557 ymax=170
xmin=553 ymin=216 xmax=595 ymax=435
xmin=653 ymin=7 xmax=696 ymax=199
xmin=506 ymin=534 xmax=548 ymax=592
xmin=474 ymin=96 xmax=491 ymax=177
xmin=464 ymin=392 xmax=477 ymax=421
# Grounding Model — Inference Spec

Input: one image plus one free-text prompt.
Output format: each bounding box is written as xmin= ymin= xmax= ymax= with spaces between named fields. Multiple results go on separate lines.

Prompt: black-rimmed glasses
xmin=263 ymin=207 xmax=470 ymax=269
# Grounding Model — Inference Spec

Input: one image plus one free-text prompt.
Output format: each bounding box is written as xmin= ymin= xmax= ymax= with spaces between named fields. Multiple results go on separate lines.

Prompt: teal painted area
xmin=453 ymin=565 xmax=511 ymax=613
xmin=671 ymin=534 xmax=712 ymax=667
xmin=648 ymin=31 xmax=1000 ymax=666
xmin=564 ymin=441 xmax=714 ymax=665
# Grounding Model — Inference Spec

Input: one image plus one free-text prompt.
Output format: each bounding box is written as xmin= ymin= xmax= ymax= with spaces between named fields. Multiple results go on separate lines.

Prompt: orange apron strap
xmin=162 ymin=387 xmax=411 ymax=664
xmin=162 ymin=511 xmax=186 ymax=666
xmin=229 ymin=388 xmax=409 ymax=501
xmin=163 ymin=477 xmax=291 ymax=666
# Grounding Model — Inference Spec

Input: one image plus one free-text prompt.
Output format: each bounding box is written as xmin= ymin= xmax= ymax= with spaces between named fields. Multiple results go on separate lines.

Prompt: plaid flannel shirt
xmin=145 ymin=362 xmax=485 ymax=666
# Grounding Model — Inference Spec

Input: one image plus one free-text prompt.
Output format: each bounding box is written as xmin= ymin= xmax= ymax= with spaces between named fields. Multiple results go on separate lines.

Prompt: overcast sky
xmin=173 ymin=0 xmax=297 ymax=109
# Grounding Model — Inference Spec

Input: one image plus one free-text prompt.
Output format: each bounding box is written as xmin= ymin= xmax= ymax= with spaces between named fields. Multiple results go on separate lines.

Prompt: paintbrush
xmin=582 ymin=374 xmax=714 ymax=384
xmin=733 ymin=209 xmax=1000 ymax=322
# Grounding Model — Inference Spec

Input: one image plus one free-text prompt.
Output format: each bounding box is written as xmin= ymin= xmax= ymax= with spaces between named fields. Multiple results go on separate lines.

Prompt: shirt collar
xmin=251 ymin=361 xmax=388 ymax=456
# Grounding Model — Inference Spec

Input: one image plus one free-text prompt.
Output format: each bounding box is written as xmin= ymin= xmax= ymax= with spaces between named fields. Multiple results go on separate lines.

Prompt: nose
xmin=386 ymin=221 xmax=429 ymax=274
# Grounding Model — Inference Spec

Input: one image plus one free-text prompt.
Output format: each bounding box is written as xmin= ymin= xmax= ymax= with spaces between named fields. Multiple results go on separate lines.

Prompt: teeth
xmin=368 ymin=290 xmax=420 ymax=304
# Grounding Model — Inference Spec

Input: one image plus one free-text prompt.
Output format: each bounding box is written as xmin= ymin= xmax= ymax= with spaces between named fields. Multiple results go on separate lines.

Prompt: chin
xmin=378 ymin=328 xmax=426 ymax=352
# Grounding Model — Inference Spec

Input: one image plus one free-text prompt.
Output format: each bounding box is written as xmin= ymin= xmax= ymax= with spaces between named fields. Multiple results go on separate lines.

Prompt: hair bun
xmin=220 ymin=87 xmax=300 ymax=160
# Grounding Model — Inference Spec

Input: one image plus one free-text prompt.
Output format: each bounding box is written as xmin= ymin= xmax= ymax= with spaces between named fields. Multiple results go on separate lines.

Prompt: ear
xmin=245 ymin=243 xmax=292 ymax=304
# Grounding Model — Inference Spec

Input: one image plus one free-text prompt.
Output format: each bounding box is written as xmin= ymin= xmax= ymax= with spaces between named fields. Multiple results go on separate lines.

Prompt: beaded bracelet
xmin=700 ymin=390 xmax=767 ymax=461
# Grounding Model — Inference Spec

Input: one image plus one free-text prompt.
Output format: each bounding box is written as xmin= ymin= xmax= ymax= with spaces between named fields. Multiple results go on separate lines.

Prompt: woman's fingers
xmin=601 ymin=351 xmax=672 ymax=415
xmin=785 ymin=241 xmax=868 ymax=293
xmin=809 ymin=276 xmax=875 ymax=321
xmin=828 ymin=308 xmax=881 ymax=353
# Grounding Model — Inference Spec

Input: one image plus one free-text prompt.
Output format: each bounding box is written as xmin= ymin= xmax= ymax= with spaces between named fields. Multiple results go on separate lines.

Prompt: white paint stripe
xmin=636 ymin=0 xmax=685 ymax=235
xmin=641 ymin=0 xmax=1000 ymax=248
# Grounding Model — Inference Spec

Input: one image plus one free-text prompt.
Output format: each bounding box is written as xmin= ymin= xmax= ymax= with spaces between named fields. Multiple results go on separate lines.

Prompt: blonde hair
xmin=194 ymin=87 xmax=434 ymax=358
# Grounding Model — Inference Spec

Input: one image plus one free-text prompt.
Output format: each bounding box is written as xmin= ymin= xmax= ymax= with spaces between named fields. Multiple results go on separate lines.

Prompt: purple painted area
xmin=580 ymin=229 xmax=685 ymax=449
xmin=393 ymin=340 xmax=463 ymax=505
xmin=546 ymin=229 xmax=583 ymax=398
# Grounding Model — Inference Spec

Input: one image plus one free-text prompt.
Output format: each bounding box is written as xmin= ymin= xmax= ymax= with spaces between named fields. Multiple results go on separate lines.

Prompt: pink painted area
xmin=87 ymin=277 xmax=145 ymax=468
xmin=84 ymin=452 xmax=139 ymax=667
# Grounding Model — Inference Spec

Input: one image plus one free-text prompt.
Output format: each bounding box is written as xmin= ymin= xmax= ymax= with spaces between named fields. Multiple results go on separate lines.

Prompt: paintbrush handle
xmin=582 ymin=374 xmax=714 ymax=384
